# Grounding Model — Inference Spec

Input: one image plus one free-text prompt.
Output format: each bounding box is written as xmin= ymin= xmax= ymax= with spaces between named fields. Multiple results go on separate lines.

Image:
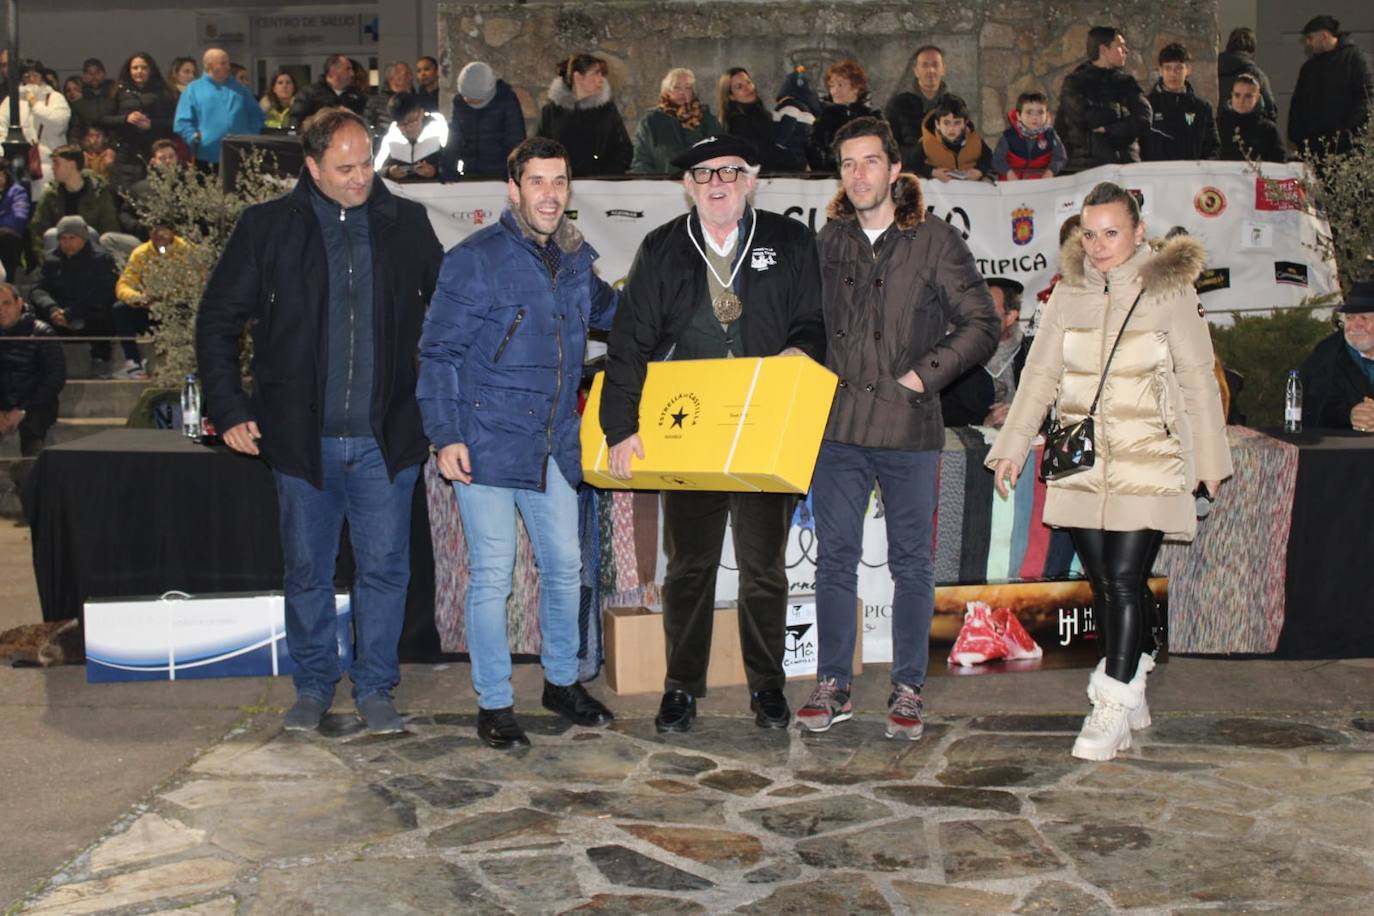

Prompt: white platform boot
xmin=1072 ymin=667 xmax=1143 ymax=761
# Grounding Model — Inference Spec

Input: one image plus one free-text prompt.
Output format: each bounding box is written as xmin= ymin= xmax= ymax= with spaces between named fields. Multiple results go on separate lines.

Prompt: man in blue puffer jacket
xmin=418 ymin=136 xmax=619 ymax=750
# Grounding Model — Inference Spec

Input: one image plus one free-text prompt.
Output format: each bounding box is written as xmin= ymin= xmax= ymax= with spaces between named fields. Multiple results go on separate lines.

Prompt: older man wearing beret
xmin=599 ymin=134 xmax=826 ymax=733
xmin=1299 ymin=280 xmax=1374 ymax=431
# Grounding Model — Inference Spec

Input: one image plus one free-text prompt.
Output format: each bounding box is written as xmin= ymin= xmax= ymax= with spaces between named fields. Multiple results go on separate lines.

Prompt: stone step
xmin=59 ymin=379 xmax=157 ymax=420
xmin=59 ymin=339 xmax=159 ymax=379
xmin=0 ymin=417 xmax=126 ymax=460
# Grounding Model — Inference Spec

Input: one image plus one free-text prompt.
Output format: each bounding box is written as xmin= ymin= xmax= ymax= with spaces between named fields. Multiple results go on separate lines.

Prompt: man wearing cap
xmin=1299 ymin=280 xmax=1374 ymax=431
xmin=600 ymin=134 xmax=825 ymax=733
xmin=446 ymin=61 xmax=526 ymax=178
xmin=28 ymin=215 xmax=122 ymax=378
xmin=940 ymin=277 xmax=1029 ymax=428
xmin=1288 ymin=15 xmax=1373 ymax=156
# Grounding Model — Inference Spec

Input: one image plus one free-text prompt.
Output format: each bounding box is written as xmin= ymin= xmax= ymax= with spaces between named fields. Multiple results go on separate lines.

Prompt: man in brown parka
xmin=795 ymin=116 xmax=998 ymax=740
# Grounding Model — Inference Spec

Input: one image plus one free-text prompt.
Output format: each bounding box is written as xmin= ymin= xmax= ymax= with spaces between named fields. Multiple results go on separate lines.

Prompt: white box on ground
xmin=84 ymin=591 xmax=352 ymax=683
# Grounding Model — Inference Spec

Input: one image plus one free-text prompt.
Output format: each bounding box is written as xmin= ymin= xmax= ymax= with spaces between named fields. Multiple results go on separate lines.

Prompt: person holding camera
xmin=986 ymin=181 xmax=1232 ymax=762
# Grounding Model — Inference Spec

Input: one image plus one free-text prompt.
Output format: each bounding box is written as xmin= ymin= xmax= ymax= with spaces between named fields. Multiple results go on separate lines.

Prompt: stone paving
xmin=13 ymin=707 xmax=1374 ymax=914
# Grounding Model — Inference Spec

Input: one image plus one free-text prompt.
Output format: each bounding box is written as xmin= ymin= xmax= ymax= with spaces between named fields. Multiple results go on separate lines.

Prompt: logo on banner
xmin=656 ymin=392 xmax=701 ymax=436
xmin=1194 ymin=187 xmax=1227 ymax=217
xmin=1011 ymin=206 xmax=1034 ymax=246
xmin=449 ymin=208 xmax=490 ymax=226
xmin=565 ymin=209 xmax=579 ymax=221
xmin=751 ymin=247 xmax=778 ymax=271
xmin=1195 ymin=267 xmax=1231 ymax=293
xmin=604 ymin=208 xmax=644 ymax=220
xmin=783 ymin=623 xmax=813 ymax=654
xmin=781 ymin=603 xmax=821 ymax=674
xmin=1274 ymin=261 xmax=1309 ymax=287
xmin=1255 ymin=177 xmax=1305 ymax=211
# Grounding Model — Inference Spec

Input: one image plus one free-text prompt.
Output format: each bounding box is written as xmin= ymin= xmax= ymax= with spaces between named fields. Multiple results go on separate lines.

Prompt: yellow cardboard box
xmin=581 ymin=355 xmax=838 ymax=493
xmin=603 ymin=599 xmax=863 ymax=695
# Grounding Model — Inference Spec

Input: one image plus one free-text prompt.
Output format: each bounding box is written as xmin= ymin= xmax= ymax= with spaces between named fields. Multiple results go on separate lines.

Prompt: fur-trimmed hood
xmin=825 ymin=172 xmax=926 ymax=231
xmin=547 ymin=77 xmax=614 ymax=111
xmin=1059 ymin=232 xmax=1207 ymax=291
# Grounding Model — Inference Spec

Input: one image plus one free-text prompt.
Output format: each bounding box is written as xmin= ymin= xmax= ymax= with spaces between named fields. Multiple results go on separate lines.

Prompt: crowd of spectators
xmin=0 ymin=15 xmax=1371 ymax=455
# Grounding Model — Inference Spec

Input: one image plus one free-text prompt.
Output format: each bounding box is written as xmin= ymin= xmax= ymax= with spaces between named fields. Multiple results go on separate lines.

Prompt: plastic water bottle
xmin=181 ymin=374 xmax=202 ymax=439
xmin=1284 ymin=370 xmax=1302 ymax=433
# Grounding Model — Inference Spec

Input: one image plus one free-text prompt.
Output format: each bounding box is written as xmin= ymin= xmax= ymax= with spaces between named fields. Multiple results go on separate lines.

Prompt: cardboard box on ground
xmin=603 ymin=597 xmax=862 ymax=695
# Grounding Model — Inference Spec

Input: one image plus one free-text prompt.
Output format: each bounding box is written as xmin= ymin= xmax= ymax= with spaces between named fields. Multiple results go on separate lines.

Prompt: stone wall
xmin=437 ymin=0 xmax=1219 ymax=146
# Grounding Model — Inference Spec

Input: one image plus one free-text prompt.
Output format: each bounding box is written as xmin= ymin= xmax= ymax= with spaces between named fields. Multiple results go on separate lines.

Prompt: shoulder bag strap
xmin=1087 ymin=288 xmax=1146 ymax=415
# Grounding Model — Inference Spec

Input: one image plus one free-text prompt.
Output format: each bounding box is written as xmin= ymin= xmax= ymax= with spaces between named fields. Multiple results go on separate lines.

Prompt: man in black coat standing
xmin=1057 ymin=26 xmax=1152 ymax=173
xmin=196 ymin=108 xmax=443 ymax=735
xmin=289 ymin=54 xmax=367 ymax=130
xmin=1288 ymin=15 xmax=1373 ymax=156
xmin=599 ymin=135 xmax=825 ymax=735
xmin=0 ymin=284 xmax=66 ymax=456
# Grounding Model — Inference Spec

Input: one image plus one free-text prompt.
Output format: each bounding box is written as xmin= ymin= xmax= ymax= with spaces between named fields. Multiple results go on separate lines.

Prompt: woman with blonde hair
xmin=630 ymin=68 xmax=721 ymax=174
xmin=987 ymin=182 xmax=1232 ymax=762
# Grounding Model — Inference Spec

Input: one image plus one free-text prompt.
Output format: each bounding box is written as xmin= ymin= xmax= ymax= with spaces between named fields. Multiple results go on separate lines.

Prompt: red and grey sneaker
xmin=948 ymin=601 xmax=1006 ymax=666
xmin=885 ymin=683 xmax=924 ymax=740
xmin=795 ymin=677 xmax=853 ymax=733
xmin=993 ymin=607 xmax=1044 ymax=660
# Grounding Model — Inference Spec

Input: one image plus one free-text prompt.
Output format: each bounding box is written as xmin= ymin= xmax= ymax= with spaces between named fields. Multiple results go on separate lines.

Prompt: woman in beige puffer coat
xmin=987 ymin=181 xmax=1232 ymax=762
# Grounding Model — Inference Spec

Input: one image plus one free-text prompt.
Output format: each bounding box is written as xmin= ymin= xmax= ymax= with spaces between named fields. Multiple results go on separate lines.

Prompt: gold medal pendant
xmin=712 ymin=289 xmax=743 ymax=323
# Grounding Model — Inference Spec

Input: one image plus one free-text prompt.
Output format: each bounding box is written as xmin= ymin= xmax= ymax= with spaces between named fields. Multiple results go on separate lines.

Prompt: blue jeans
xmin=455 ymin=470 xmax=582 ymax=710
xmin=813 ymin=440 xmax=939 ymax=688
xmin=274 ymin=437 xmax=419 ymax=703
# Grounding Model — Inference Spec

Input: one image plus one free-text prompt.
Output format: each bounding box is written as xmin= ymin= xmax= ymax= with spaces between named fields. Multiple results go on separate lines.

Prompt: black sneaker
xmin=750 ymin=688 xmax=790 ymax=728
xmin=477 ymin=707 xmax=530 ymax=750
xmin=654 ymin=689 xmax=696 ymax=733
xmin=542 ymin=680 xmax=614 ymax=726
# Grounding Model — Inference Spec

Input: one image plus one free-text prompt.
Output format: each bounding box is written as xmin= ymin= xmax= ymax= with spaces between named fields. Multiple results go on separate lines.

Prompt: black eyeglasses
xmin=688 ymin=165 xmax=746 ymax=184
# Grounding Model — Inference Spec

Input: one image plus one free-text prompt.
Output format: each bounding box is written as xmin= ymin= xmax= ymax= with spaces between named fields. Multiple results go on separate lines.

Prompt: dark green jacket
xmin=630 ymin=107 xmax=722 ymax=175
xmin=30 ymin=171 xmax=122 ymax=251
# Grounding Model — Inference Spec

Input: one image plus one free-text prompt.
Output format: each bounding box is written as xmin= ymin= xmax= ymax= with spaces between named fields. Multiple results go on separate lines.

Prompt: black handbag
xmin=1040 ymin=289 xmax=1145 ymax=481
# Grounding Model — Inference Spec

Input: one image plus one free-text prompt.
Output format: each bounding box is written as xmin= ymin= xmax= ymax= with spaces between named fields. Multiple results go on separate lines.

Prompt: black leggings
xmin=1068 ymin=528 xmax=1164 ymax=683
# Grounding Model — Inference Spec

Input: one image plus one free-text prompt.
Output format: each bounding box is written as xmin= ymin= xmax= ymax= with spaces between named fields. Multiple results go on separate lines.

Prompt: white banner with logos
xmin=393 ymin=160 xmax=1337 ymax=324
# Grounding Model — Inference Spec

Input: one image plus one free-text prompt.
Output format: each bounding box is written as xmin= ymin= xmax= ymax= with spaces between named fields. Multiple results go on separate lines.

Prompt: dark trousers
xmin=661 ymin=489 xmax=796 ymax=697
xmin=1068 ymin=528 xmax=1164 ymax=683
xmin=0 ymin=228 xmax=25 ymax=280
xmin=112 ymin=302 xmax=150 ymax=363
xmin=813 ymin=440 xmax=939 ymax=688
xmin=15 ymin=401 xmax=58 ymax=456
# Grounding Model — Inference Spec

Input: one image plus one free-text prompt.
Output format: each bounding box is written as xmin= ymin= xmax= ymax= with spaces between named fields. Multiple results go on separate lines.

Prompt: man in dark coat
xmin=28 ymin=215 xmax=120 ymax=377
xmin=600 ymin=135 xmax=825 ymax=735
xmin=1057 ymin=26 xmax=1152 ymax=173
xmin=419 ymin=137 xmax=618 ymax=750
xmin=1143 ymin=43 xmax=1220 ymax=162
xmin=1299 ymin=280 xmax=1374 ymax=431
xmin=288 ymin=54 xmax=367 ymax=130
xmin=196 ymin=109 xmax=443 ymax=735
xmin=797 ymin=117 xmax=997 ymax=741
xmin=446 ymin=61 xmax=526 ymax=178
xmin=1288 ymin=15 xmax=1373 ymax=156
xmin=1219 ymin=74 xmax=1286 ymax=162
xmin=884 ymin=45 xmax=949 ymax=171
xmin=0 ymin=284 xmax=66 ymax=456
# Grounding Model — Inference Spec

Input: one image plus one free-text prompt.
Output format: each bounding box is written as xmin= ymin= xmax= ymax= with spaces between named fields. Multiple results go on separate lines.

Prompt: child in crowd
xmin=993 ymin=91 xmax=1066 ymax=180
xmin=912 ymin=94 xmax=993 ymax=182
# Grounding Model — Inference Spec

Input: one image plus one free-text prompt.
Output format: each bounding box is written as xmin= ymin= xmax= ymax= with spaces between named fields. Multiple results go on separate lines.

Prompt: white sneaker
xmin=119 ymin=359 xmax=149 ymax=380
xmin=1072 ymin=669 xmax=1141 ymax=761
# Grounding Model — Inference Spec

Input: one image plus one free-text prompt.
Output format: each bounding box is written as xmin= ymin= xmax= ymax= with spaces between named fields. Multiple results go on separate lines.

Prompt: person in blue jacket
xmin=172 ymin=48 xmax=264 ymax=167
xmin=418 ymin=136 xmax=619 ymax=750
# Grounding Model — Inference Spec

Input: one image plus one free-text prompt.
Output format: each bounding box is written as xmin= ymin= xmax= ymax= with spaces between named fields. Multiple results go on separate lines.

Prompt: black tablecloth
xmin=26 ymin=429 xmax=446 ymax=661
xmin=1273 ymin=429 xmax=1374 ymax=658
